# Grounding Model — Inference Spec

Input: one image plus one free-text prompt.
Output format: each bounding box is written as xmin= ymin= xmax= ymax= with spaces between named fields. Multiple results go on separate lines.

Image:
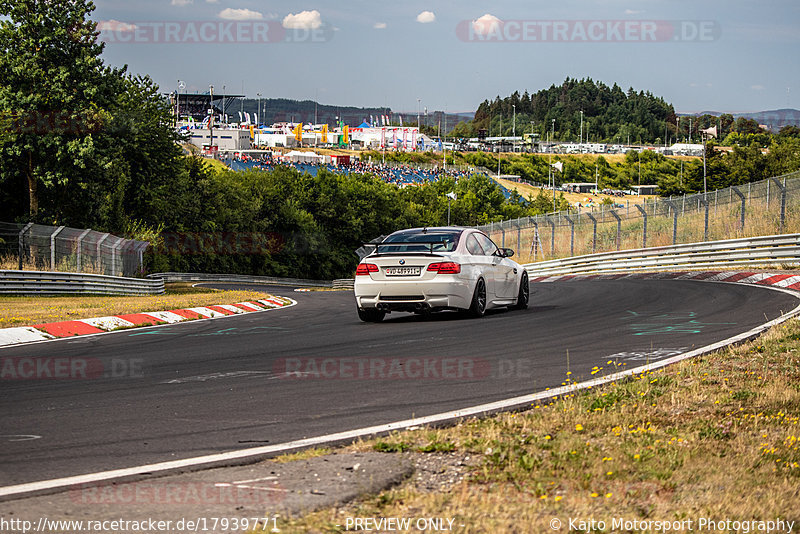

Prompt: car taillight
xmin=427 ymin=261 xmax=461 ymax=274
xmin=356 ymin=263 xmax=379 ymax=275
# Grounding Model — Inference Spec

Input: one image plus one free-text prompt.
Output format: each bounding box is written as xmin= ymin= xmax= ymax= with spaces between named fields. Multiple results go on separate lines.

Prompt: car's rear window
xmin=377 ymin=230 xmax=461 ymax=253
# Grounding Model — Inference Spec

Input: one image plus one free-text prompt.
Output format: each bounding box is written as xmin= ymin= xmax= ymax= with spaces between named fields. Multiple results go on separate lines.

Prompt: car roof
xmin=387 ymin=226 xmax=471 ymax=235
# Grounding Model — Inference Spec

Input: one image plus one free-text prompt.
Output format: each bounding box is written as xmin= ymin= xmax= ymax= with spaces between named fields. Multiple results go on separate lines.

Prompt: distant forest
xmin=448 ymin=77 xmax=675 ymax=144
xmin=444 ymin=78 xmax=800 ymax=146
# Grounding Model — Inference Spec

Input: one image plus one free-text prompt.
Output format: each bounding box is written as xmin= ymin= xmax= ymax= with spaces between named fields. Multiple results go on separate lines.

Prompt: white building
xmin=184 ymin=128 xmax=251 ymax=151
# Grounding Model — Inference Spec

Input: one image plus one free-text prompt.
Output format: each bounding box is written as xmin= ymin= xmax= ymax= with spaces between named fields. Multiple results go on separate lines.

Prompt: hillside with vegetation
xmin=447 ymin=78 xmax=800 ymax=148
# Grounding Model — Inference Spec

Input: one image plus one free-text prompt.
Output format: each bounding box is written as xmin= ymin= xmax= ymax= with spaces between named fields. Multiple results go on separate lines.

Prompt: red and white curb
xmin=0 ymin=297 xmax=296 ymax=348
xmin=529 ymin=270 xmax=800 ymax=292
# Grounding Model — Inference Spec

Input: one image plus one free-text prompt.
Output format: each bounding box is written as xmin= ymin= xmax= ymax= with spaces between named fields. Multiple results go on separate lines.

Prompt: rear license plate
xmin=385 ymin=266 xmax=421 ymax=277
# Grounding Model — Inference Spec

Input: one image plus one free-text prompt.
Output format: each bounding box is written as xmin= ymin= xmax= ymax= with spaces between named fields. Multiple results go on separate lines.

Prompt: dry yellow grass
xmin=495 ymin=177 xmax=656 ymax=207
xmin=0 ymin=283 xmax=280 ymax=328
xmin=268 ymin=318 xmax=800 ymax=533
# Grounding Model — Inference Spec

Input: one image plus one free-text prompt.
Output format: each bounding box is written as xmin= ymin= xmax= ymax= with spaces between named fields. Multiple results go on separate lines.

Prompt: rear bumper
xmin=354 ymin=277 xmax=472 ymax=312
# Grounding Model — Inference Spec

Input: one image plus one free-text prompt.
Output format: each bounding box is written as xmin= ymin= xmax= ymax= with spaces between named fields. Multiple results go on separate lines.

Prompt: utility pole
xmin=551 ymin=119 xmax=555 ymax=211
xmin=530 ymin=121 xmax=534 ymax=153
xmin=580 ymin=110 xmax=583 ymax=145
xmin=512 ymin=104 xmax=516 ymax=144
xmin=209 ymin=84 xmax=214 ymax=155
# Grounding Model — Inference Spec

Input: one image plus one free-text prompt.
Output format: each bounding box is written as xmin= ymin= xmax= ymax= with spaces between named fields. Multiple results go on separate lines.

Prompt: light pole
xmin=417 ymin=98 xmax=421 ymax=129
xmin=512 ymin=104 xmax=516 ymax=147
xmin=222 ymin=85 xmax=226 ymax=124
xmin=209 ymin=84 xmax=214 ymax=155
xmin=530 ymin=121 xmax=534 ymax=153
xmin=638 ymin=151 xmax=641 ymax=186
xmin=256 ymin=93 xmax=261 ymax=126
xmin=550 ymin=119 xmax=555 ymax=211
xmin=176 ymin=80 xmax=185 ymax=124
xmin=580 ymin=110 xmax=583 ymax=145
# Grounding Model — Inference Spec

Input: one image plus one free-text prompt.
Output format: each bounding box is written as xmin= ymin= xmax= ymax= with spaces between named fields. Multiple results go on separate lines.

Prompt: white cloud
xmin=283 ymin=10 xmax=322 ymax=30
xmin=624 ymin=9 xmax=643 ymax=15
xmin=416 ymin=11 xmax=435 ymax=24
xmin=471 ymin=13 xmax=502 ymax=36
xmin=751 ymin=84 xmax=766 ymax=91
xmin=97 ymin=19 xmax=137 ymax=32
xmin=171 ymin=0 xmax=193 ymax=6
xmin=374 ymin=22 xmax=387 ymax=29
xmin=206 ymin=0 xmax=219 ymax=3
xmin=219 ymin=8 xmax=264 ymax=21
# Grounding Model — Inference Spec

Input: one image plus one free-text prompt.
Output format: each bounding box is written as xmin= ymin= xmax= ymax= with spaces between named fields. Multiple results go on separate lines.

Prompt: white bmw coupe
xmin=354 ymin=227 xmax=529 ymax=322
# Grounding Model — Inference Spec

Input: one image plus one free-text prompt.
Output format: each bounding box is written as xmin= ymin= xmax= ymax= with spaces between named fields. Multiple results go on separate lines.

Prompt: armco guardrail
xmin=523 ymin=233 xmax=800 ymax=276
xmin=0 ymin=270 xmax=164 ymax=295
xmin=148 ymin=272 xmax=334 ymax=287
xmin=333 ymin=279 xmax=355 ymax=289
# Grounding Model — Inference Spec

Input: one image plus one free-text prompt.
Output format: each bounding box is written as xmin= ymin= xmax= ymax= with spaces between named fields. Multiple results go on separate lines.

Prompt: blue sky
xmin=93 ymin=0 xmax=800 ymax=115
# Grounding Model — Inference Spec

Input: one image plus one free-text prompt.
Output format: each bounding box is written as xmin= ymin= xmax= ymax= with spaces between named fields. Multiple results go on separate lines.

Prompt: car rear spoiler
xmin=361 ymin=240 xmax=450 ymax=256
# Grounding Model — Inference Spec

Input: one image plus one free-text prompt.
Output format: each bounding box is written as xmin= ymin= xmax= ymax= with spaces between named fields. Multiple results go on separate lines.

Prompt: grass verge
xmin=0 ymin=282 xmax=278 ymax=328
xmin=267 ymin=318 xmax=800 ymax=533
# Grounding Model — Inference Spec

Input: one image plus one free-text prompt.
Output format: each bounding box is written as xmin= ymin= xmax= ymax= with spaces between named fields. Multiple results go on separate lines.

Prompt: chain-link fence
xmin=0 ymin=222 xmax=149 ymax=277
xmin=478 ymin=171 xmax=800 ymax=264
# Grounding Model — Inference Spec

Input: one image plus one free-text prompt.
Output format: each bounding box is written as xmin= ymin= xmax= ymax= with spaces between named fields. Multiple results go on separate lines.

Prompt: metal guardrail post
xmin=663 ymin=199 xmax=678 ymax=245
xmin=699 ymin=198 xmax=709 ymax=241
xmin=634 ymin=204 xmax=647 ymax=248
xmin=731 ymin=187 xmax=745 ymax=232
xmin=610 ymin=210 xmax=621 ymax=251
xmin=500 ymin=226 xmax=506 ymax=248
xmin=18 ymin=222 xmax=33 ymax=271
xmin=514 ymin=220 xmax=521 ymax=254
xmin=545 ymin=216 xmax=556 ymax=256
xmin=564 ymin=215 xmax=575 ymax=256
xmin=528 ymin=220 xmax=540 ymax=258
xmin=771 ymin=177 xmax=787 ymax=233
xmin=111 ymin=239 xmax=123 ymax=277
xmin=76 ymin=228 xmax=91 ymax=273
xmin=96 ymin=233 xmax=110 ymax=274
xmin=50 ymin=226 xmax=65 ymax=271
xmin=136 ymin=242 xmax=149 ymax=274
xmin=586 ymin=213 xmax=597 ymax=254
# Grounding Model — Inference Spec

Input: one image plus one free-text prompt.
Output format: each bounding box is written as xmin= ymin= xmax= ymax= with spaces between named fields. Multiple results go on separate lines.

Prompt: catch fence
xmin=0 ymin=222 xmax=149 ymax=277
xmin=478 ymin=171 xmax=800 ymax=264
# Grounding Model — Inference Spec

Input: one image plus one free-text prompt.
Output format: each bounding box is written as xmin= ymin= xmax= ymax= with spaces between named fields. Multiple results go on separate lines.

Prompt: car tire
xmin=467 ymin=278 xmax=487 ymax=318
xmin=357 ymin=307 xmax=385 ymax=323
xmin=513 ymin=272 xmax=529 ymax=310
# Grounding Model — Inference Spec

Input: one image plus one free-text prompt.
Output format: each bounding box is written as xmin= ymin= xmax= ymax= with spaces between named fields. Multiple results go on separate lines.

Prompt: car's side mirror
xmin=495 ymin=248 xmax=514 ymax=258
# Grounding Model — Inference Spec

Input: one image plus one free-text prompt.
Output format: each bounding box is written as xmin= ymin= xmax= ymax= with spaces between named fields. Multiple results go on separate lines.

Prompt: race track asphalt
xmin=1 ymin=279 xmax=797 ymax=488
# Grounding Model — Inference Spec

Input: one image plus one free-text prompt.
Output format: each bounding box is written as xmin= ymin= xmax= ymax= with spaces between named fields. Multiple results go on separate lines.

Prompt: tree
xmin=0 ymin=0 xmax=187 ymax=236
xmin=0 ymin=0 xmax=118 ymax=218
